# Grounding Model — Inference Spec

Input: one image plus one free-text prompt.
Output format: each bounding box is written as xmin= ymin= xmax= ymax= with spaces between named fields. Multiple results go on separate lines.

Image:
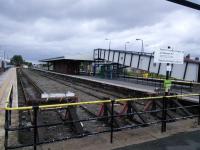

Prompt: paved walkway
xmin=0 ymin=68 xmax=18 ymax=107
xmin=74 ymin=75 xmax=157 ymax=94
xmin=38 ymin=119 xmax=199 ymax=150
xmin=0 ymin=68 xmax=18 ymax=150
xmin=115 ymin=130 xmax=200 ymax=150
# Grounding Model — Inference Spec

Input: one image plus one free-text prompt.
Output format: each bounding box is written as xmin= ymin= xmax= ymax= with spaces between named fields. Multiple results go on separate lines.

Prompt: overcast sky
xmin=0 ymin=0 xmax=199 ymax=62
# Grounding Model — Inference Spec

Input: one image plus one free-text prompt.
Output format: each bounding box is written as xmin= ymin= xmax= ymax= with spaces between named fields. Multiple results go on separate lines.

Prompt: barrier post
xmin=198 ymin=63 xmax=200 ymax=125
xmin=110 ymin=100 xmax=115 ymax=143
xmin=4 ymin=109 xmax=9 ymax=150
xmin=161 ymin=96 xmax=167 ymax=132
xmin=33 ymin=106 xmax=39 ymax=150
xmin=198 ymin=95 xmax=200 ymax=125
xmin=161 ymin=63 xmax=170 ymax=132
xmin=8 ymin=87 xmax=13 ymax=126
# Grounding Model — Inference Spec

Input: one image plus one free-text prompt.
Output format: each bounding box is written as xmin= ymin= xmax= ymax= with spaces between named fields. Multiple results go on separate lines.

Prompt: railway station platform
xmin=64 ymin=75 xmax=199 ymax=103
xmin=33 ymin=68 xmax=157 ymax=95
xmin=0 ymin=68 xmax=18 ymax=107
xmin=0 ymin=68 xmax=18 ymax=150
xmin=72 ymin=75 xmax=157 ymax=94
xmin=33 ymin=68 xmax=198 ymax=102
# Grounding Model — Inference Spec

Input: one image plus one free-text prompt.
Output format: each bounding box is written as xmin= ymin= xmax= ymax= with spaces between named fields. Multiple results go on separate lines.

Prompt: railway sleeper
xmin=149 ymin=100 xmax=188 ymax=122
xmin=173 ymin=98 xmax=193 ymax=117
xmin=126 ymin=101 xmax=147 ymax=126
xmin=65 ymin=106 xmax=85 ymax=135
xmin=98 ymin=103 xmax=122 ymax=128
xmin=18 ymin=110 xmax=34 ymax=145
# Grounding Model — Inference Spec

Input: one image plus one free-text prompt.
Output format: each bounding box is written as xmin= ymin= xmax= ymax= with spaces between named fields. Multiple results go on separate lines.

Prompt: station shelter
xmin=40 ymin=56 xmax=93 ymax=75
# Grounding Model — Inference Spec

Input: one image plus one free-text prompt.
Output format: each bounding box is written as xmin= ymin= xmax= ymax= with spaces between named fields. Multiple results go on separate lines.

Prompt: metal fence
xmin=2 ymin=86 xmax=200 ymax=150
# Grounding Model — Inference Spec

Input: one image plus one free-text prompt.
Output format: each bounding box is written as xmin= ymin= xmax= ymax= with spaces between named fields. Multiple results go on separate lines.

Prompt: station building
xmin=40 ymin=55 xmax=93 ymax=75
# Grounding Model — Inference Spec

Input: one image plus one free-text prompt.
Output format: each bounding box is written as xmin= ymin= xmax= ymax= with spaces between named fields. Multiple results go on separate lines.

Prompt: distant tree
xmin=23 ymin=61 xmax=32 ymax=67
xmin=10 ymin=55 xmax=24 ymax=66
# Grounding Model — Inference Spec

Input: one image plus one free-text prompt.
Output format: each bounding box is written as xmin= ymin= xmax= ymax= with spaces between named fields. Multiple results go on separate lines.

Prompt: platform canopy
xmin=40 ymin=55 xmax=93 ymax=62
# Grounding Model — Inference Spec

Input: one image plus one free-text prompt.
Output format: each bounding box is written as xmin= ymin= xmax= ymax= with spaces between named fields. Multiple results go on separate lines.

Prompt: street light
xmin=105 ymin=38 xmax=111 ymax=50
xmin=136 ymin=38 xmax=144 ymax=53
xmin=0 ymin=49 xmax=5 ymax=60
xmin=125 ymin=41 xmax=130 ymax=51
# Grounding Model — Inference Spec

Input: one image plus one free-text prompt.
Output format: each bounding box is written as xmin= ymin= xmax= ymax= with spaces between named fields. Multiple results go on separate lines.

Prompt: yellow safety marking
xmin=5 ymin=106 xmax=32 ymax=111
xmin=0 ymin=108 xmax=5 ymax=111
xmin=0 ymin=68 xmax=17 ymax=109
xmin=1 ymin=93 xmax=199 ymax=111
xmin=0 ymin=71 xmax=12 ymax=103
xmin=4 ymin=86 xmax=13 ymax=108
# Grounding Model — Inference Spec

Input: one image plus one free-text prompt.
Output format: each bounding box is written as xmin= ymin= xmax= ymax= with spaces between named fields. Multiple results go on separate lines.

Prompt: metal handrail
xmin=3 ymin=85 xmax=200 ymax=150
xmin=1 ymin=93 xmax=200 ymax=111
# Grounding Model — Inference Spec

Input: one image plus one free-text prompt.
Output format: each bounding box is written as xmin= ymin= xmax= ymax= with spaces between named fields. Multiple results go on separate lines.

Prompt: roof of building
xmin=40 ymin=55 xmax=93 ymax=62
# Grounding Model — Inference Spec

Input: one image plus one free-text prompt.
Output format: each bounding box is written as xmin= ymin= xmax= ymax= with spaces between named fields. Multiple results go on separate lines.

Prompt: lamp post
xmin=136 ymin=39 xmax=144 ymax=53
xmin=125 ymin=41 xmax=130 ymax=51
xmin=0 ymin=49 xmax=6 ymax=72
xmin=105 ymin=38 xmax=111 ymax=50
xmin=0 ymin=50 xmax=5 ymax=60
xmin=4 ymin=50 xmax=5 ymax=61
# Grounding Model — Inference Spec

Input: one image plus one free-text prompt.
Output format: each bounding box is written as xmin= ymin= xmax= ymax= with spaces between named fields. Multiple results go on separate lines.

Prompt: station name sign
xmin=154 ymin=49 xmax=184 ymax=64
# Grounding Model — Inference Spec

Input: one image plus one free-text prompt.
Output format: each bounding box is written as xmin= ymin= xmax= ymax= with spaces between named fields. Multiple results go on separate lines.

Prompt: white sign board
xmin=154 ymin=49 xmax=184 ymax=64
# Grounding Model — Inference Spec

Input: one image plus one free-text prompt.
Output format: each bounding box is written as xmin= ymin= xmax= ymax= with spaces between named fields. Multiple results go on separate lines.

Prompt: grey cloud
xmin=0 ymin=0 xmax=199 ymax=62
xmin=0 ymin=0 xmax=178 ymax=30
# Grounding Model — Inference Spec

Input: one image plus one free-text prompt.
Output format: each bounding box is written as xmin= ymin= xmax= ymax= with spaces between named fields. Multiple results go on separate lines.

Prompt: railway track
xmin=26 ymin=69 xmax=153 ymax=124
xmin=16 ymin=68 xmax=193 ymax=147
xmin=17 ymin=68 xmax=113 ymax=145
xmin=28 ymin=69 xmax=125 ymax=100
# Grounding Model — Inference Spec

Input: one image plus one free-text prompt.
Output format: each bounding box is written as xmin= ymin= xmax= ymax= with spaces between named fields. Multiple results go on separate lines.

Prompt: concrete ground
xmin=35 ymin=119 xmax=199 ymax=150
xmin=0 ymin=68 xmax=18 ymax=150
xmin=115 ymin=130 xmax=200 ymax=150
